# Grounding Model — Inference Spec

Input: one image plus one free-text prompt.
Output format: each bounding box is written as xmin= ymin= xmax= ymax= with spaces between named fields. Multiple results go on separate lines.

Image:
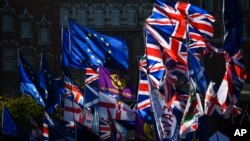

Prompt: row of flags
xmin=1 ymin=0 xmax=247 ymax=141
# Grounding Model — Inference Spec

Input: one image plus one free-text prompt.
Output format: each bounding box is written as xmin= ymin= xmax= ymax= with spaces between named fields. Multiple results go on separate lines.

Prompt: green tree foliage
xmin=1 ymin=95 xmax=44 ymax=129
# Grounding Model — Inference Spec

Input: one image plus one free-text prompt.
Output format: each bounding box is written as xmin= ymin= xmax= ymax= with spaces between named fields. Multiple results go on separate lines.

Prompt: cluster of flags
xmin=1 ymin=0 xmax=247 ymax=141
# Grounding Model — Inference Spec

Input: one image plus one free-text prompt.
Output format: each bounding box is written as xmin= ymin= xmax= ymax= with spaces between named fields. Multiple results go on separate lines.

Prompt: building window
xmin=127 ymin=9 xmax=137 ymax=25
xmin=2 ymin=49 xmax=16 ymax=71
xmin=2 ymin=15 xmax=13 ymax=32
xmin=94 ymin=10 xmax=103 ymax=25
xmin=77 ymin=9 xmax=86 ymax=25
xmin=111 ymin=10 xmax=120 ymax=25
xmin=22 ymin=49 xmax=35 ymax=66
xmin=39 ymin=27 xmax=49 ymax=45
xmin=60 ymin=7 xmax=69 ymax=25
xmin=21 ymin=21 xmax=32 ymax=39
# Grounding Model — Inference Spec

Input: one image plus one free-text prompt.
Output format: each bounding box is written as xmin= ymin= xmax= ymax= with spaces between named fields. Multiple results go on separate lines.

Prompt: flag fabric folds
xmin=99 ymin=91 xmax=135 ymax=121
xmin=204 ymin=0 xmax=247 ymax=117
xmin=18 ymin=53 xmax=45 ymax=107
xmin=61 ymin=27 xmax=87 ymax=69
xmin=40 ymin=53 xmax=61 ymax=114
xmin=179 ymin=80 xmax=204 ymax=139
xmin=99 ymin=66 xmax=135 ymax=99
xmin=222 ymin=0 xmax=243 ymax=56
xmin=1 ymin=107 xmax=19 ymax=137
xmin=188 ymin=51 xmax=208 ymax=95
xmin=148 ymin=78 xmax=178 ymax=141
xmin=68 ymin=19 xmax=128 ymax=71
xmin=64 ymin=75 xmax=84 ymax=106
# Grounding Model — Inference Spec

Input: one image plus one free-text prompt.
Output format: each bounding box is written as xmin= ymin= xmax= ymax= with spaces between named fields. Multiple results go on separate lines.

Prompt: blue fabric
xmin=1 ymin=107 xmax=19 ymax=137
xmin=68 ymin=19 xmax=128 ymax=71
xmin=18 ymin=53 xmax=46 ymax=107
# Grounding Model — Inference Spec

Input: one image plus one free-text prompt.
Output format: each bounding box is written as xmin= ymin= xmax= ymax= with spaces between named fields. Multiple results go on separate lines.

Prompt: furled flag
xmin=136 ymin=55 xmax=154 ymax=122
xmin=148 ymin=78 xmax=178 ymax=141
xmin=68 ymin=19 xmax=128 ymax=71
xmin=63 ymin=75 xmax=84 ymax=106
xmin=61 ymin=27 xmax=87 ymax=69
xmin=99 ymin=91 xmax=135 ymax=121
xmin=18 ymin=52 xmax=45 ymax=107
xmin=99 ymin=66 xmax=135 ymax=99
xmin=43 ymin=112 xmax=54 ymax=141
xmin=1 ymin=107 xmax=19 ymax=137
xmin=40 ymin=53 xmax=61 ymax=114
xmin=179 ymin=79 xmax=204 ymax=139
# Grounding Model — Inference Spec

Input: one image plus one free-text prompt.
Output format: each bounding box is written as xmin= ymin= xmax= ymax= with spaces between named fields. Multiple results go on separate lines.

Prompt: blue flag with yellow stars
xmin=61 ymin=27 xmax=87 ymax=69
xmin=68 ymin=19 xmax=128 ymax=71
xmin=18 ymin=53 xmax=46 ymax=107
xmin=40 ymin=53 xmax=61 ymax=114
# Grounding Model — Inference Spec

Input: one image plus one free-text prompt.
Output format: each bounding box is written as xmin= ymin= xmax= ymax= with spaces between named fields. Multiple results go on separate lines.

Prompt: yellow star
xmin=88 ymin=33 xmax=91 ymax=37
xmin=108 ymin=50 xmax=112 ymax=54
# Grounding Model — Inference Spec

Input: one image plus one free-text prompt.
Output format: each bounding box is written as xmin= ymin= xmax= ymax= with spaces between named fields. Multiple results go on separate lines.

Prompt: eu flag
xmin=223 ymin=0 xmax=244 ymax=56
xmin=69 ymin=19 xmax=128 ymax=71
xmin=18 ymin=53 xmax=45 ymax=107
xmin=61 ymin=27 xmax=87 ymax=69
xmin=1 ymin=107 xmax=19 ymax=137
xmin=40 ymin=53 xmax=61 ymax=114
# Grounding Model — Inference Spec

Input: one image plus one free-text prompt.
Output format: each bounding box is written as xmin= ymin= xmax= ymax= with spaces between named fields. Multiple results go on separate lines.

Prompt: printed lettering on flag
xmin=99 ymin=66 xmax=135 ymax=99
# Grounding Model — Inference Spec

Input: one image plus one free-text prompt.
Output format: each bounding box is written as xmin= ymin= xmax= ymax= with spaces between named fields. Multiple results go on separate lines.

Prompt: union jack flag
xmin=146 ymin=0 xmax=216 ymax=63
xmin=137 ymin=55 xmax=151 ymax=115
xmin=64 ymin=76 xmax=84 ymax=106
xmin=84 ymin=67 xmax=99 ymax=108
xmin=63 ymin=97 xmax=84 ymax=125
xmin=43 ymin=112 xmax=54 ymax=141
xmin=99 ymin=117 xmax=112 ymax=141
xmin=216 ymin=50 xmax=246 ymax=117
xmin=204 ymin=82 xmax=225 ymax=116
xmin=85 ymin=67 xmax=99 ymax=85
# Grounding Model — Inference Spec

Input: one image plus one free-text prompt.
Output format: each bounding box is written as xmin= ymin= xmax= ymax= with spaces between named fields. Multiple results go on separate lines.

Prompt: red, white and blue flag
xmin=43 ymin=112 xmax=54 ymax=141
xmin=204 ymin=82 xmax=226 ymax=116
xmin=84 ymin=68 xmax=99 ymax=108
xmin=147 ymin=0 xmax=215 ymax=54
xmin=148 ymin=78 xmax=178 ymax=141
xmin=64 ymin=76 xmax=84 ymax=106
xmin=99 ymin=117 xmax=112 ymax=141
xmin=63 ymin=97 xmax=84 ymax=125
xmin=99 ymin=91 xmax=135 ymax=121
xmin=136 ymin=55 xmax=152 ymax=121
